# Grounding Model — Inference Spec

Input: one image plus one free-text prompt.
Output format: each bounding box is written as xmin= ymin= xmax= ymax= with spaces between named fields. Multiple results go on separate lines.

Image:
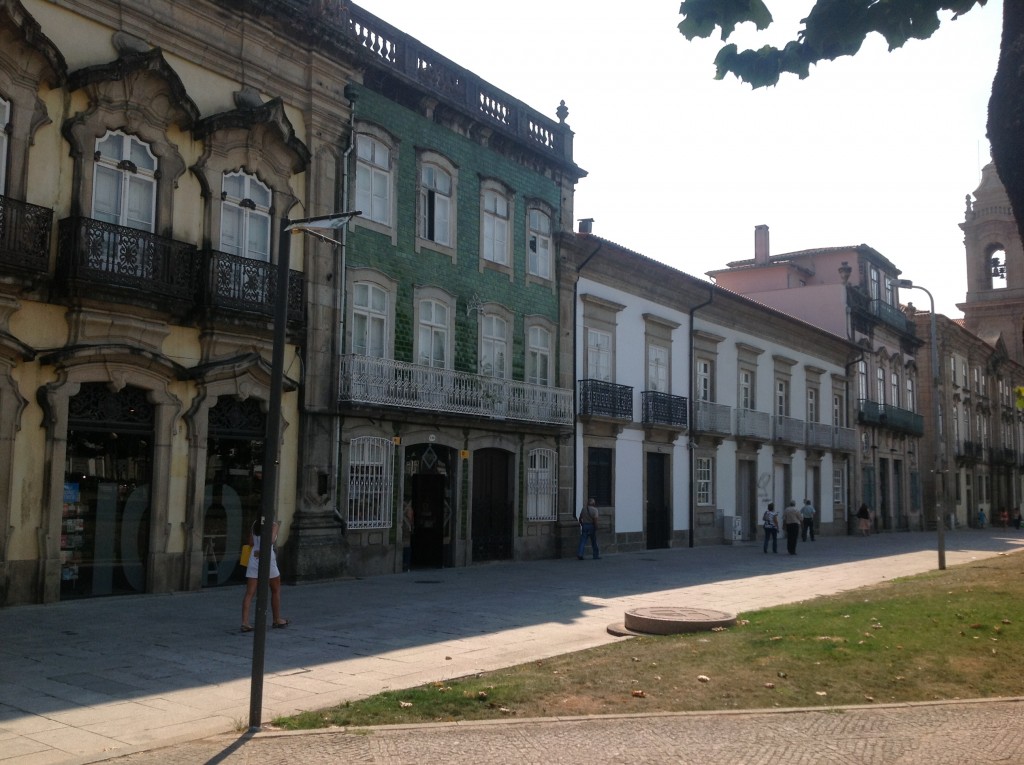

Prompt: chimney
xmin=578 ymin=218 xmax=593 ymax=234
xmin=754 ymin=224 xmax=769 ymax=264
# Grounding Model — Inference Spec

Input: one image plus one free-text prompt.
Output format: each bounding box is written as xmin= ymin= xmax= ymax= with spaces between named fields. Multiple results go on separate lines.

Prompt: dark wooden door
xmin=472 ymin=449 xmax=513 ymax=561
xmin=645 ymin=452 xmax=670 ymax=549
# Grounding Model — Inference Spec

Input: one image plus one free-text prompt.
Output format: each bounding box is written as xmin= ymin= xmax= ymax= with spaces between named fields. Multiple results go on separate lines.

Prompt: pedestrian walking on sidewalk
xmin=577 ymin=498 xmax=600 ymax=560
xmin=241 ymin=519 xmax=289 ymax=632
xmin=783 ymin=500 xmax=802 ymax=555
xmin=762 ymin=502 xmax=779 ymax=553
xmin=857 ymin=503 xmax=871 ymax=536
xmin=800 ymin=498 xmax=816 ymax=542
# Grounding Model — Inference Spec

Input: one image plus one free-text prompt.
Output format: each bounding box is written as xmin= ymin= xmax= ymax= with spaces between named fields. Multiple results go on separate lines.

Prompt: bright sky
xmin=353 ymin=0 xmax=1003 ymax=317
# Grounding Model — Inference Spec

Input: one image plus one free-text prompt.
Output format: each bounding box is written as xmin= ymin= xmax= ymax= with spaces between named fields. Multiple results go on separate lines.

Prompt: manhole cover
xmin=609 ymin=606 xmax=737 ymax=636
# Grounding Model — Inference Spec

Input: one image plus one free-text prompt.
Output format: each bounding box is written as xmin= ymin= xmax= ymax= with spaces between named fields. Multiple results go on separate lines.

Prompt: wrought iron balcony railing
xmin=57 ymin=216 xmax=198 ymax=303
xmin=806 ymin=421 xmax=834 ymax=449
xmin=692 ymin=400 xmax=732 ymax=436
xmin=880 ymin=404 xmax=924 ymax=436
xmin=736 ymin=408 xmax=770 ymax=440
xmin=869 ymin=299 xmax=915 ymax=334
xmin=857 ymin=399 xmax=924 ymax=436
xmin=203 ymin=250 xmax=304 ymax=324
xmin=0 ymin=194 xmax=52 ymax=276
xmin=774 ymin=415 xmax=806 ymax=445
xmin=340 ymin=354 xmax=573 ymax=426
xmin=578 ymin=379 xmax=633 ymax=421
xmin=833 ymin=426 xmax=857 ymax=452
xmin=641 ymin=391 xmax=688 ymax=428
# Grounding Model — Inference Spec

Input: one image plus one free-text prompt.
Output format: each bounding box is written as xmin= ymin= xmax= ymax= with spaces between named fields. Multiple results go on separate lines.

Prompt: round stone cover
xmin=609 ymin=606 xmax=737 ymax=636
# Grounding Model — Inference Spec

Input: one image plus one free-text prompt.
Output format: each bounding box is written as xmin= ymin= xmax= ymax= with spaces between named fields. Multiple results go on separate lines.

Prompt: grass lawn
xmin=274 ymin=551 xmax=1023 ymax=729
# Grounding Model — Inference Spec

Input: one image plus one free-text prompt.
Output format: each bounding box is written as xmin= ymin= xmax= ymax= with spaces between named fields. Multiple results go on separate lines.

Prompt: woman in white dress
xmin=240 ymin=519 xmax=289 ymax=631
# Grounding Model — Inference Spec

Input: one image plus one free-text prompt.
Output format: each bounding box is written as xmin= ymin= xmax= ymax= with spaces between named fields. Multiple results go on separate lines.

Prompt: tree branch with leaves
xmin=678 ymin=0 xmax=1024 ymax=247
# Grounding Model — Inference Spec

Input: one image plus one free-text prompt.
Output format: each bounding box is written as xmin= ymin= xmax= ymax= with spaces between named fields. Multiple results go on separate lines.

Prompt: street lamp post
xmin=898 ymin=279 xmax=946 ymax=571
xmin=248 ymin=211 xmax=359 ymax=731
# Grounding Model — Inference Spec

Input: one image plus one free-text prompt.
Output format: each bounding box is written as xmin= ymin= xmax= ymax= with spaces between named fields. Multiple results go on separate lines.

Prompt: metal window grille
xmin=526 ymin=448 xmax=557 ymax=521
xmin=346 ymin=436 xmax=394 ymax=529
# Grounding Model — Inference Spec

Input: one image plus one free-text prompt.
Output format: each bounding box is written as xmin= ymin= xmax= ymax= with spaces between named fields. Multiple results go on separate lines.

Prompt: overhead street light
xmin=898 ymin=279 xmax=946 ymax=571
xmin=249 ymin=210 xmax=360 ymax=731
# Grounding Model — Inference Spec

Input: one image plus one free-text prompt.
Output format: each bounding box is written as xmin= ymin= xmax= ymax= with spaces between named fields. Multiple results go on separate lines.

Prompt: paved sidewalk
xmin=1 ymin=529 xmax=1022 ymax=765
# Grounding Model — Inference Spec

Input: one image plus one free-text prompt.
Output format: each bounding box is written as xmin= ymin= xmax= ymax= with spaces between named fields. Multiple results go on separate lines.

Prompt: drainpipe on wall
xmin=331 ymin=86 xmax=358 ymax=524
xmin=688 ymin=284 xmax=714 ymax=548
xmin=574 ymin=223 xmax=601 ymax=521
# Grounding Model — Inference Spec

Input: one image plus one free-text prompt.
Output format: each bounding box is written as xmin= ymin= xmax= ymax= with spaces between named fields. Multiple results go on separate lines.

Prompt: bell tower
xmin=959 ymin=163 xmax=1024 ymax=365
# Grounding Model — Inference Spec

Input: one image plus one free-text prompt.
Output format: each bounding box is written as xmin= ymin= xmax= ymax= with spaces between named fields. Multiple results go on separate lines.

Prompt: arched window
xmin=418 ymin=163 xmax=452 ymax=246
xmin=527 ymin=208 xmax=552 ymax=279
xmin=355 ymin=134 xmax=392 ymax=225
xmin=220 ymin=172 xmax=271 ymax=261
xmin=480 ymin=314 xmax=508 ymax=378
xmin=92 ymin=131 xmax=157 ymax=231
xmin=352 ymin=282 xmax=389 ymax=358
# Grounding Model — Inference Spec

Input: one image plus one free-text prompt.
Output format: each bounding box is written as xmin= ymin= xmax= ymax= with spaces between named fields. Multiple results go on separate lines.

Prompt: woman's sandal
xmin=240 ymin=624 xmax=254 ymax=633
xmin=272 ymin=619 xmax=290 ymax=629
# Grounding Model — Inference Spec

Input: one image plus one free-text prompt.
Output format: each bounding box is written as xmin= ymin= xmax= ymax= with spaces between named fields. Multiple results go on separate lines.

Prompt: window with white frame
xmin=833 ymin=393 xmax=845 ymax=427
xmin=739 ymin=368 xmax=755 ymax=410
xmin=869 ymin=266 xmax=880 ymax=300
xmin=857 ymin=360 xmax=867 ymax=401
xmin=418 ymin=162 xmax=452 ymax=246
xmin=352 ymin=282 xmax=389 ymax=357
xmin=526 ymin=448 xmax=557 ymax=521
xmin=355 ymin=133 xmax=391 ymax=225
xmin=953 ymin=403 xmax=960 ymax=443
xmin=527 ymin=208 xmax=552 ymax=279
xmin=876 ymin=367 xmax=885 ymax=405
xmin=832 ymin=465 xmax=845 ymax=505
xmin=481 ymin=187 xmax=510 ymax=265
xmin=807 ymin=387 xmax=818 ymax=423
xmin=960 ymin=360 xmax=967 ymax=388
xmin=775 ymin=378 xmax=789 ymax=416
xmin=696 ymin=358 xmax=713 ymax=402
xmin=526 ymin=325 xmax=551 ymax=386
xmin=647 ymin=344 xmax=668 ymax=393
xmin=587 ymin=328 xmax=612 ymax=381
xmin=480 ymin=313 xmax=508 ymax=378
xmin=950 ymin=355 xmax=957 ymax=386
xmin=346 ymin=436 xmax=394 ymax=529
xmin=0 ymin=97 xmax=9 ymax=195
xmin=696 ymin=456 xmax=713 ymax=505
xmin=890 ymin=371 xmax=899 ymax=410
xmin=220 ymin=171 xmax=271 ymax=261
xmin=93 ymin=130 xmax=157 ymax=231
xmin=905 ymin=377 xmax=915 ymax=412
xmin=884 ymin=276 xmax=895 ymax=306
xmin=417 ymin=298 xmax=450 ymax=368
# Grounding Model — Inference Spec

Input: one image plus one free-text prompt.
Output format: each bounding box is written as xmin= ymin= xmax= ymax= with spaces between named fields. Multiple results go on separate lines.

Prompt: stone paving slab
xmin=0 ymin=528 xmax=1022 ymax=765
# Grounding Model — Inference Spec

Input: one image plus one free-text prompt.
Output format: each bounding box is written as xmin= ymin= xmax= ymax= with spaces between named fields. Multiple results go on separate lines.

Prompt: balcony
xmin=578 ymin=379 xmax=633 ymax=421
xmin=692 ymin=400 xmax=732 ymax=436
xmin=0 ymin=194 xmax=52 ymax=277
xmin=736 ymin=408 xmax=770 ymax=440
xmin=774 ymin=415 xmax=806 ymax=446
xmin=806 ymin=421 xmax=833 ymax=449
xmin=202 ymin=250 xmax=304 ymax=325
xmin=57 ymin=217 xmax=198 ymax=313
xmin=992 ymin=447 xmax=1017 ymax=466
xmin=641 ymin=391 xmax=688 ymax=429
xmin=880 ymin=404 xmax=924 ymax=436
xmin=833 ymin=426 xmax=857 ymax=452
xmin=957 ymin=440 xmax=985 ymax=463
xmin=857 ymin=399 xmax=924 ymax=436
xmin=869 ymin=299 xmax=915 ymax=334
xmin=340 ymin=354 xmax=573 ymax=426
